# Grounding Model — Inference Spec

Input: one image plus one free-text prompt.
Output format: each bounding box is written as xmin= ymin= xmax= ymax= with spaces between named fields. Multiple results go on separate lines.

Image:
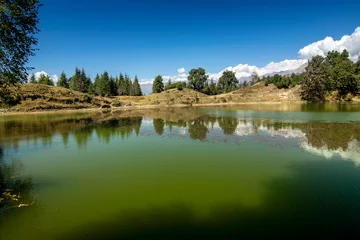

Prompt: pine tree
xmin=117 ymin=73 xmax=126 ymax=96
xmin=38 ymin=73 xmax=54 ymax=85
xmin=124 ymin=74 xmax=131 ymax=96
xmin=69 ymin=67 xmax=81 ymax=91
xmin=95 ymin=71 xmax=111 ymax=97
xmin=209 ymin=79 xmax=217 ymax=95
xmin=152 ymin=75 xmax=164 ymax=93
xmin=165 ymin=79 xmax=172 ymax=91
xmin=57 ymin=71 xmax=69 ymax=88
xmin=109 ymin=76 xmax=117 ymax=96
xmin=132 ymin=75 xmax=142 ymax=96
xmin=29 ymin=74 xmax=37 ymax=83
xmin=81 ymin=68 xmax=91 ymax=93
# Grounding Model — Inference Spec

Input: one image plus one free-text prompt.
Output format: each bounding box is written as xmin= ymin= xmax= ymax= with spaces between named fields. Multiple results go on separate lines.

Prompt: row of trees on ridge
xmin=29 ymin=67 xmax=142 ymax=97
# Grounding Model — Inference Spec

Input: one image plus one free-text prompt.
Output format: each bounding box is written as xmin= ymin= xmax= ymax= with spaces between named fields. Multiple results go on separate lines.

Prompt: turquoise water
xmin=1 ymin=104 xmax=360 ymax=238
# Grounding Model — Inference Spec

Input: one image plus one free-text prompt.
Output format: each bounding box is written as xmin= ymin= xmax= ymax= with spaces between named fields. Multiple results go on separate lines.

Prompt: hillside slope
xmin=1 ymin=82 xmax=303 ymax=113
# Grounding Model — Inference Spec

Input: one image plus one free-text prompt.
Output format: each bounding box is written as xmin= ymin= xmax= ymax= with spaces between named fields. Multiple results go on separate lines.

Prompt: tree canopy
xmin=187 ymin=68 xmax=208 ymax=92
xmin=57 ymin=72 xmax=69 ymax=88
xmin=0 ymin=0 xmax=41 ymax=85
xmin=217 ymin=70 xmax=239 ymax=93
xmin=300 ymin=50 xmax=360 ymax=101
xmin=152 ymin=75 xmax=164 ymax=93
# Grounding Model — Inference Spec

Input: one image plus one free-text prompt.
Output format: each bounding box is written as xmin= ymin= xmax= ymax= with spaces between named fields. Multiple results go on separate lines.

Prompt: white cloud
xmin=177 ymin=68 xmax=186 ymax=74
xmin=30 ymin=71 xmax=58 ymax=83
xmin=140 ymin=67 xmax=188 ymax=85
xmin=299 ymin=27 xmax=360 ymax=61
xmin=142 ymin=27 xmax=360 ymax=85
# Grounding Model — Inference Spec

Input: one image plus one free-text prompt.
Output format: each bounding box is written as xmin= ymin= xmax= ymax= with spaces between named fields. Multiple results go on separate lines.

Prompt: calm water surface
xmin=1 ymin=103 xmax=360 ymax=238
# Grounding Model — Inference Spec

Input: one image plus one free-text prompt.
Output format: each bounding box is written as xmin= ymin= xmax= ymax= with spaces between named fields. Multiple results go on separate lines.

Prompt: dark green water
xmin=1 ymin=104 xmax=360 ymax=238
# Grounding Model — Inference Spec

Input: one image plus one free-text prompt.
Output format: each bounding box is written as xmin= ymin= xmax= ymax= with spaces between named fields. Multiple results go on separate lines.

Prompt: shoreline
xmin=0 ymin=101 xmax=306 ymax=116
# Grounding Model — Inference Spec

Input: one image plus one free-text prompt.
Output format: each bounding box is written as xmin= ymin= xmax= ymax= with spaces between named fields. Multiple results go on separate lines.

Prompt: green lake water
xmin=1 ymin=103 xmax=360 ymax=238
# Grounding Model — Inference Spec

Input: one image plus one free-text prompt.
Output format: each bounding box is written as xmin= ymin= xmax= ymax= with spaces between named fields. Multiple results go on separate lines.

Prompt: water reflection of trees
xmin=1 ymin=110 xmax=360 ymax=152
xmin=153 ymin=119 xmax=165 ymax=135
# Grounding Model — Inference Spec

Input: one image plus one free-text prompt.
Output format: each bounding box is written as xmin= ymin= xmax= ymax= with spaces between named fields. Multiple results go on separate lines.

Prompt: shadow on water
xmin=0 ymin=146 xmax=39 ymax=235
xmin=56 ymin=159 xmax=360 ymax=239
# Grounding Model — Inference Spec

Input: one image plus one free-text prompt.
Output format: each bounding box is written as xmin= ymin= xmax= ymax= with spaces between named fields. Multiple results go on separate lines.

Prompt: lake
xmin=1 ymin=104 xmax=360 ymax=238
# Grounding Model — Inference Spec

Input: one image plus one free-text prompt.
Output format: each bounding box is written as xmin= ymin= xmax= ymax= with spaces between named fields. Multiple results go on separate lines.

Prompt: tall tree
xmin=187 ymin=68 xmax=208 ymax=92
xmin=38 ymin=73 xmax=53 ymax=85
xmin=209 ymin=79 xmax=217 ymax=95
xmin=29 ymin=74 xmax=37 ymax=83
xmin=301 ymin=56 xmax=328 ymax=102
xmin=251 ymin=72 xmax=260 ymax=85
xmin=152 ymin=75 xmax=164 ymax=93
xmin=95 ymin=71 xmax=111 ymax=97
xmin=217 ymin=70 xmax=239 ymax=93
xmin=124 ymin=74 xmax=131 ymax=96
xmin=117 ymin=73 xmax=126 ymax=96
xmin=57 ymin=72 xmax=69 ymax=88
xmin=109 ymin=76 xmax=117 ymax=96
xmin=132 ymin=75 xmax=142 ymax=96
xmin=326 ymin=50 xmax=358 ymax=97
xmin=80 ymin=68 xmax=91 ymax=93
xmin=0 ymin=0 xmax=41 ymax=85
xmin=165 ymin=79 xmax=172 ymax=91
xmin=69 ymin=67 xmax=81 ymax=91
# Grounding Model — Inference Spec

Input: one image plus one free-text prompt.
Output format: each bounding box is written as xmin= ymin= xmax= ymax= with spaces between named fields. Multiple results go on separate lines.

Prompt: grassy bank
xmin=0 ymin=82 xmax=312 ymax=114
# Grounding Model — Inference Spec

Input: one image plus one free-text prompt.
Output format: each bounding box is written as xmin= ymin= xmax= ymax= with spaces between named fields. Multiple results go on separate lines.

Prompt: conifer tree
xmin=132 ymin=75 xmax=143 ymax=96
xmin=117 ymin=73 xmax=126 ymax=96
xmin=69 ymin=67 xmax=81 ymax=91
xmin=95 ymin=71 xmax=111 ymax=97
xmin=57 ymin=71 xmax=69 ymax=88
xmin=38 ymin=73 xmax=54 ymax=85
xmin=29 ymin=74 xmax=37 ymax=83
xmin=124 ymin=74 xmax=131 ymax=96
xmin=109 ymin=76 xmax=117 ymax=96
xmin=152 ymin=75 xmax=164 ymax=93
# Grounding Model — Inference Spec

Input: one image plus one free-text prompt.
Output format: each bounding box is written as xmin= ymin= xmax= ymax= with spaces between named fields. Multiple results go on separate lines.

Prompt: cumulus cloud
xmin=299 ymin=27 xmax=360 ymax=61
xmin=140 ymin=67 xmax=188 ymax=85
xmin=140 ymin=27 xmax=360 ymax=85
xmin=30 ymin=71 xmax=58 ymax=83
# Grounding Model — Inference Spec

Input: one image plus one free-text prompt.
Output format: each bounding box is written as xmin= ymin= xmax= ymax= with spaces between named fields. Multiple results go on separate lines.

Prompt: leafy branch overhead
xmin=0 ymin=0 xmax=42 ymax=84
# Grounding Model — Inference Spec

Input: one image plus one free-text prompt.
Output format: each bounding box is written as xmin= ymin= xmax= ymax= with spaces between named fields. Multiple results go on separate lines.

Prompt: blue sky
xmin=29 ymin=0 xmax=360 ymax=82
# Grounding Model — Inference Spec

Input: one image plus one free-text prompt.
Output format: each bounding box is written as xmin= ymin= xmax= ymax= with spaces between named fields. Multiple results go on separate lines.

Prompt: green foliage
xmin=117 ymin=73 xmax=126 ymax=96
xmin=217 ymin=70 xmax=239 ymax=93
xmin=265 ymin=73 xmax=305 ymax=89
xmin=153 ymin=119 xmax=165 ymax=135
xmin=251 ymin=72 xmax=260 ymax=86
xmin=132 ymin=76 xmax=143 ymax=96
xmin=69 ymin=67 xmax=91 ymax=93
xmin=165 ymin=79 xmax=173 ymax=91
xmin=124 ymin=74 xmax=131 ymax=96
xmin=300 ymin=50 xmax=360 ymax=101
xmin=94 ymin=71 xmax=111 ymax=97
xmin=301 ymin=56 xmax=328 ymax=102
xmin=152 ymin=75 xmax=164 ymax=93
xmin=187 ymin=68 xmax=208 ymax=92
xmin=164 ymin=80 xmax=187 ymax=91
xmin=109 ymin=77 xmax=117 ymax=96
xmin=29 ymin=74 xmax=37 ymax=83
xmin=242 ymin=80 xmax=248 ymax=88
xmin=57 ymin=72 xmax=69 ymax=88
xmin=203 ymin=79 xmax=217 ymax=95
xmin=0 ymin=0 xmax=41 ymax=85
xmin=38 ymin=73 xmax=54 ymax=85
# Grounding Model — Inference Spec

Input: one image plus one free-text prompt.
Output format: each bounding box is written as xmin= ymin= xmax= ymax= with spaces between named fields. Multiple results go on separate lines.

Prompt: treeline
xmin=152 ymin=67 xmax=306 ymax=96
xmin=264 ymin=73 xmax=305 ymax=89
xmin=152 ymin=68 xmax=241 ymax=95
xmin=301 ymin=50 xmax=360 ymax=101
xmin=29 ymin=67 xmax=142 ymax=97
